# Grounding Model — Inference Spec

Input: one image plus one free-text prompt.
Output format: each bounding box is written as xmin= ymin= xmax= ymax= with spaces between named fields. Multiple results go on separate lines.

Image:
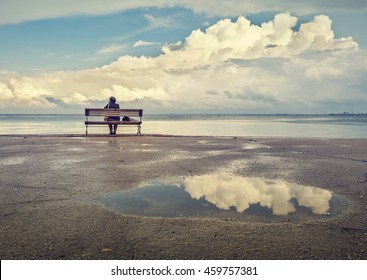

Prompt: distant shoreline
xmin=1 ymin=114 xmax=367 ymax=138
xmin=1 ymin=112 xmax=367 ymax=117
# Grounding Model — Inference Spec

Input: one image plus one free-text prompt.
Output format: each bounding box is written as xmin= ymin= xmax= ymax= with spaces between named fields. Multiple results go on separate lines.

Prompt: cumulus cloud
xmin=0 ymin=78 xmax=57 ymax=108
xmin=0 ymin=14 xmax=365 ymax=113
xmin=100 ymin=84 xmax=169 ymax=103
xmin=0 ymin=82 xmax=14 ymax=101
xmin=62 ymin=92 xmax=89 ymax=105
xmin=160 ymin=14 xmax=357 ymax=65
xmin=183 ymin=173 xmax=332 ymax=215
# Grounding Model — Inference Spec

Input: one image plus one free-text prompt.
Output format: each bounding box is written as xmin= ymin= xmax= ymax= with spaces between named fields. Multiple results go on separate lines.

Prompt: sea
xmin=1 ymin=114 xmax=367 ymax=138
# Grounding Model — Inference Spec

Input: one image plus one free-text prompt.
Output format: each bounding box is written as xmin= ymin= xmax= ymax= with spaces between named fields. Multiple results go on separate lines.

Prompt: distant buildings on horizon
xmin=329 ymin=112 xmax=367 ymax=116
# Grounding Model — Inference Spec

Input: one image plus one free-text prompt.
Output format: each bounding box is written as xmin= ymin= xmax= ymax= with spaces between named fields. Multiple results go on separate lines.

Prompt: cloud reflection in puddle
xmin=184 ymin=173 xmax=331 ymax=215
xmin=94 ymin=173 xmax=346 ymax=221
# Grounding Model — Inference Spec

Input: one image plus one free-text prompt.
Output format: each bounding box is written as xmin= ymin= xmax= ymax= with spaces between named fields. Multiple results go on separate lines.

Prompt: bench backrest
xmin=85 ymin=108 xmax=143 ymax=118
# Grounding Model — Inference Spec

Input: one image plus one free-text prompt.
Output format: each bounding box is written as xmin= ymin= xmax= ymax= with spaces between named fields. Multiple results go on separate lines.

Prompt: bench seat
xmin=84 ymin=108 xmax=143 ymax=135
xmin=85 ymin=120 xmax=142 ymax=125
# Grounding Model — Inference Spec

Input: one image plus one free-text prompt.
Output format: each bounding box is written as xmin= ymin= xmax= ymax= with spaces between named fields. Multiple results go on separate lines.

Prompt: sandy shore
xmin=0 ymin=135 xmax=366 ymax=259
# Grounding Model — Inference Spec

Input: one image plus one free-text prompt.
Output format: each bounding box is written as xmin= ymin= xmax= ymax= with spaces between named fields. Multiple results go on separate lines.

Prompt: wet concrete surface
xmin=0 ymin=135 xmax=366 ymax=259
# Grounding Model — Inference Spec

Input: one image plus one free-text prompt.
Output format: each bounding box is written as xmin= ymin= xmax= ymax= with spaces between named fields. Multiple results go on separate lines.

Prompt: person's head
xmin=109 ymin=96 xmax=116 ymax=103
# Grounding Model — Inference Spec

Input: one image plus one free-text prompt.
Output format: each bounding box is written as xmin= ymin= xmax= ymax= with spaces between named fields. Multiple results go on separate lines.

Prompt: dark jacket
xmin=104 ymin=102 xmax=120 ymax=120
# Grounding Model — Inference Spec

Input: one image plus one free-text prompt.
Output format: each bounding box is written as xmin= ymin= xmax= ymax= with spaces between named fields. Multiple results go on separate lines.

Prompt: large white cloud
xmin=161 ymin=14 xmax=357 ymax=64
xmin=0 ymin=14 xmax=365 ymax=113
xmin=1 ymin=0 xmax=366 ymax=25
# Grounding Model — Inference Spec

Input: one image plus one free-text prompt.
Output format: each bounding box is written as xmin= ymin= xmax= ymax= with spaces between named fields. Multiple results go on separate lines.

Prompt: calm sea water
xmin=0 ymin=114 xmax=367 ymax=138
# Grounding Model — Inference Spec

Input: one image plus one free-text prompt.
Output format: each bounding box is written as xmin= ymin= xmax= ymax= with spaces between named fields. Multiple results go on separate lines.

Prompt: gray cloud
xmin=1 ymin=0 xmax=366 ymax=25
xmin=206 ymin=90 xmax=220 ymax=96
xmin=182 ymin=0 xmax=367 ymax=16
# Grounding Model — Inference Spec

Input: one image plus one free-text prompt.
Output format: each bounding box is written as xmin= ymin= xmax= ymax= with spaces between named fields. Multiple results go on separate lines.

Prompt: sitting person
xmin=104 ymin=96 xmax=120 ymax=135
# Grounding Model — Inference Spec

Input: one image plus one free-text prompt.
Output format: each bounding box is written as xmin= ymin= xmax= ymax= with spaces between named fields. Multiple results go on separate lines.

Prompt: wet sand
xmin=0 ymin=135 xmax=366 ymax=259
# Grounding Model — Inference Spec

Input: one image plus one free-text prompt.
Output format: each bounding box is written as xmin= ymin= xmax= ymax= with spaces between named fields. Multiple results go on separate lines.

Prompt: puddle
xmin=0 ymin=157 xmax=27 ymax=165
xmin=243 ymin=143 xmax=269 ymax=150
xmin=207 ymin=150 xmax=227 ymax=156
xmin=50 ymin=157 xmax=84 ymax=169
xmin=66 ymin=147 xmax=85 ymax=151
xmin=132 ymin=149 xmax=161 ymax=152
xmin=94 ymin=173 xmax=348 ymax=222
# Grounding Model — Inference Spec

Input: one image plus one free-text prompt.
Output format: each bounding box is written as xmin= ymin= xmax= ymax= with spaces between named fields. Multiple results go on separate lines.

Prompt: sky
xmin=0 ymin=0 xmax=366 ymax=114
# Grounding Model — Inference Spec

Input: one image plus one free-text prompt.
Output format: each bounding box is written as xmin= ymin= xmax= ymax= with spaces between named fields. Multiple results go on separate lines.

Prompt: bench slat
xmin=85 ymin=108 xmax=143 ymax=117
xmin=85 ymin=121 xmax=142 ymax=125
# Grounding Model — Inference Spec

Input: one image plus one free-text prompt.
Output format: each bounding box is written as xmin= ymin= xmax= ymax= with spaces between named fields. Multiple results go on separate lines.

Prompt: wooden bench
xmin=84 ymin=108 xmax=143 ymax=136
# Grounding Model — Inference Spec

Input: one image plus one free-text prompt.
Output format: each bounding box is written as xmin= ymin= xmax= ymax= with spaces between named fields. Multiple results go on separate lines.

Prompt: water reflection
xmin=184 ymin=173 xmax=331 ymax=215
xmin=95 ymin=173 xmax=346 ymax=221
xmin=0 ymin=156 xmax=26 ymax=165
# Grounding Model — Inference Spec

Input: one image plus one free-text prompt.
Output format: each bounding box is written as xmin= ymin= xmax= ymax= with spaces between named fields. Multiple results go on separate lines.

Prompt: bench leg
xmin=86 ymin=125 xmax=88 ymax=136
xmin=137 ymin=125 xmax=141 ymax=135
